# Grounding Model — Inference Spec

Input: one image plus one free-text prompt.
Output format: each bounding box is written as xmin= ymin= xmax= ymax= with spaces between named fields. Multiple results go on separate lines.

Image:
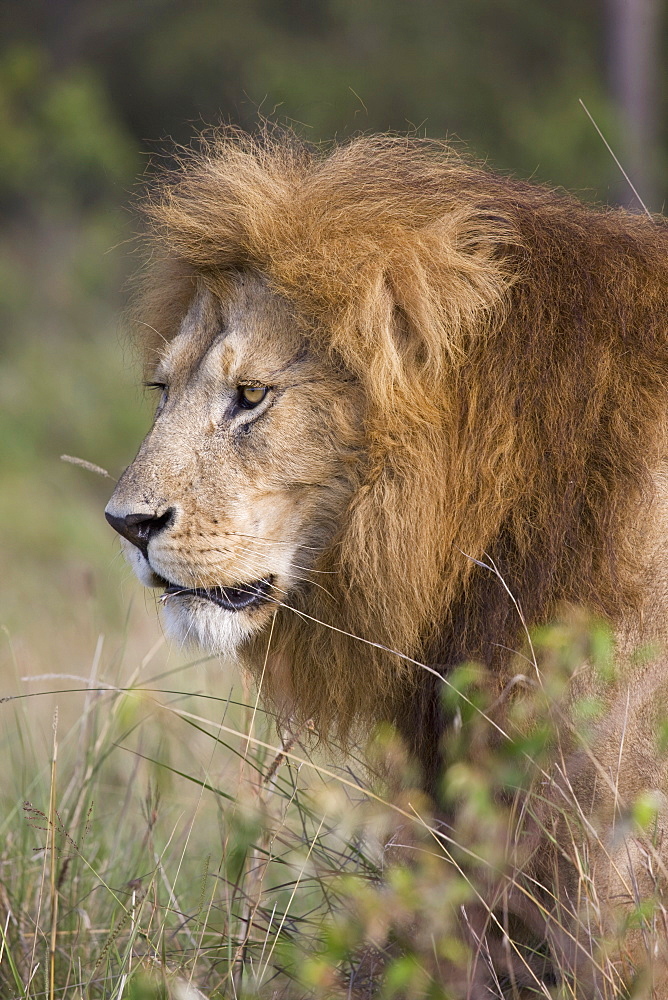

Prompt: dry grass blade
xmin=60 ymin=455 xmax=113 ymax=479
xmin=578 ymin=98 xmax=652 ymax=219
xmin=48 ymin=711 xmax=58 ymax=1000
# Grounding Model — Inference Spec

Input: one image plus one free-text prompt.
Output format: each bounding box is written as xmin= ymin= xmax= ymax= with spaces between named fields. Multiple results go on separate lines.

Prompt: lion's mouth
xmin=159 ymin=576 xmax=275 ymax=612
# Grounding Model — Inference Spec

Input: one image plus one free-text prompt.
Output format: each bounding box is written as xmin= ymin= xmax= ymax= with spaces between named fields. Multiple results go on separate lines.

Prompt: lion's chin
xmin=160 ymin=593 xmax=272 ymax=657
xmin=120 ymin=539 xmax=278 ymax=655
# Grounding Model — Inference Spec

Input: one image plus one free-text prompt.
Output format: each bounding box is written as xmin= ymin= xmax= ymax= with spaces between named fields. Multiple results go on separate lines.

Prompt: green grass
xmin=4 ymin=601 xmax=665 ymax=999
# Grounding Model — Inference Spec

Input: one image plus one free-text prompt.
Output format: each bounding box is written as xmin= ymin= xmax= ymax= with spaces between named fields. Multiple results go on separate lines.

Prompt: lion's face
xmin=105 ymin=272 xmax=363 ymax=655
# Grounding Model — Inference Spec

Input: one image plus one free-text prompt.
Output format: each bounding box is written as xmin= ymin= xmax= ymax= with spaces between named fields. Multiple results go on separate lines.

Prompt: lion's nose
xmin=105 ymin=508 xmax=175 ymax=558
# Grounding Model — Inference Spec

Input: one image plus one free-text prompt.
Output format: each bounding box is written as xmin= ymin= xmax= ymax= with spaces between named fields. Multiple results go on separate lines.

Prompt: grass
xmin=4 ymin=588 xmax=667 ymax=998
xmin=0 ymin=590 xmax=386 ymax=999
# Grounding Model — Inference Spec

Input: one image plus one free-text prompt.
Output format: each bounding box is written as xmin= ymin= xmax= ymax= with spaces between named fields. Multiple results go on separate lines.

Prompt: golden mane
xmin=137 ymin=130 xmax=668 ymax=779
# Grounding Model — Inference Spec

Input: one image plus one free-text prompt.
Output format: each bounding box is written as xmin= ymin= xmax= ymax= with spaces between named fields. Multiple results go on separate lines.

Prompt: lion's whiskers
xmin=222 ymin=531 xmax=323 ymax=552
xmin=187 ymin=544 xmax=337 ymax=600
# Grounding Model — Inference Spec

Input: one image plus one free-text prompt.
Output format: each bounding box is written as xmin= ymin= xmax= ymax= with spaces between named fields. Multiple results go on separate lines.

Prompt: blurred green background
xmin=0 ymin=0 xmax=666 ymax=685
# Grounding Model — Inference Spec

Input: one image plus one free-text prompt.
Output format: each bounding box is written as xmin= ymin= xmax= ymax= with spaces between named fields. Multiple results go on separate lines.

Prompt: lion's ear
xmin=338 ymin=272 xmax=451 ymax=425
xmin=373 ymin=211 xmax=516 ymax=396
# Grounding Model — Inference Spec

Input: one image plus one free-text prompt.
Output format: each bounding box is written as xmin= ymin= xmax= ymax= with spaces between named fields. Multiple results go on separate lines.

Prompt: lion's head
xmin=106 ymin=131 xmax=668 ymax=760
xmin=106 ymin=270 xmax=365 ymax=658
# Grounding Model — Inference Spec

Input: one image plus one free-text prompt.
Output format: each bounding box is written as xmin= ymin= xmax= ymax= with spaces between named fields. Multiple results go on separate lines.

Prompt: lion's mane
xmin=138 ymin=131 xmax=668 ymax=777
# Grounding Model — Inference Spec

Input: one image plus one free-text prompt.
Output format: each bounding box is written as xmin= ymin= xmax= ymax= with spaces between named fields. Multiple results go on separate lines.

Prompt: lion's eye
xmin=144 ymin=381 xmax=168 ymax=411
xmin=238 ymin=385 xmax=268 ymax=409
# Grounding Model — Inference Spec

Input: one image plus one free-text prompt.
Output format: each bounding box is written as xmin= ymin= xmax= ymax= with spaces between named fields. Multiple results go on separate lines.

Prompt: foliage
xmin=2 ymin=615 xmax=666 ymax=997
xmin=0 ymin=43 xmax=137 ymax=217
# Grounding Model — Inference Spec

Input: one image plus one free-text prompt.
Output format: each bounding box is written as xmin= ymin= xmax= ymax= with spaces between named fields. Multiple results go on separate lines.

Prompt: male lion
xmin=106 ymin=132 xmax=668 ymax=996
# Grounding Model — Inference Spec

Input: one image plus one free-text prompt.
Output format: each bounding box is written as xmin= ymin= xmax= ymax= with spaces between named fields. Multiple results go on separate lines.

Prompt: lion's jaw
xmin=105 ymin=273 xmax=363 ymax=657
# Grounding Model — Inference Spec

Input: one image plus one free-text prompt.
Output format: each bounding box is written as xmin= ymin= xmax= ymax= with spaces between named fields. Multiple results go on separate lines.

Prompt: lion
xmin=105 ymin=130 xmax=668 ymax=995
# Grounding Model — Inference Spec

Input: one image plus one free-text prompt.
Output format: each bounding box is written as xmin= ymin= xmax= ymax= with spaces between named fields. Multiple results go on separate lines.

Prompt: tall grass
xmin=0 ymin=611 xmax=383 ymax=998
xmin=2 ymin=599 xmax=666 ymax=998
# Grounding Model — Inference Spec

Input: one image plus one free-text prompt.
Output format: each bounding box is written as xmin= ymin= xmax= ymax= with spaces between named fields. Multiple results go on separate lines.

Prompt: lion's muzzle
xmin=104 ymin=491 xmax=279 ymax=627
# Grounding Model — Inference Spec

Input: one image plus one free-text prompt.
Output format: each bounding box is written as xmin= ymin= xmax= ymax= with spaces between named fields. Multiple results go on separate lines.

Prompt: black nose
xmin=105 ymin=509 xmax=174 ymax=557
